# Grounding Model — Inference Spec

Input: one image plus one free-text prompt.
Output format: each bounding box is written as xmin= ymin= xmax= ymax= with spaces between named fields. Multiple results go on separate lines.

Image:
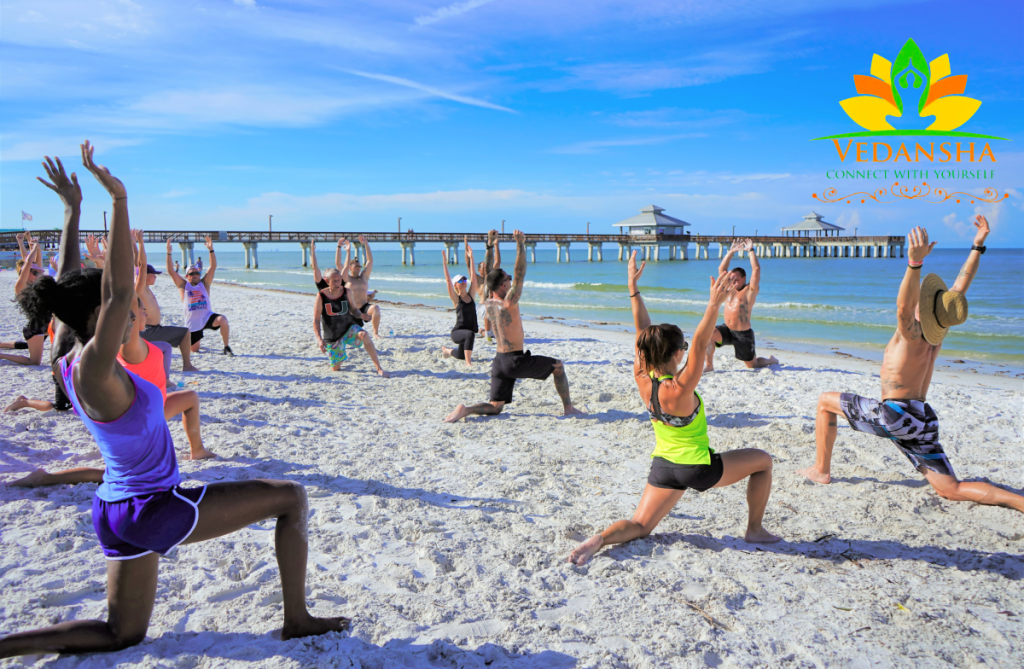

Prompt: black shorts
xmin=647 ymin=453 xmax=724 ymax=492
xmin=142 ymin=324 xmax=189 ymax=347
xmin=22 ymin=326 xmax=47 ymax=341
xmin=489 ymin=350 xmax=557 ymax=404
xmin=355 ymin=302 xmax=374 ymax=325
xmin=190 ymin=313 xmax=223 ymax=345
xmin=715 ymin=325 xmax=756 ymax=362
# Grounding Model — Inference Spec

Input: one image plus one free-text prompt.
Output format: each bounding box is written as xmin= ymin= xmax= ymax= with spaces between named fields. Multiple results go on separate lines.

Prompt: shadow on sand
xmin=601 ymin=532 xmax=1024 ymax=579
xmin=113 ymin=633 xmax=577 ymax=668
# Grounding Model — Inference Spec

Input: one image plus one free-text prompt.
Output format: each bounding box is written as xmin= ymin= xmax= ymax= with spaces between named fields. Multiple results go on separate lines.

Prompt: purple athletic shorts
xmin=92 ymin=485 xmax=206 ymax=560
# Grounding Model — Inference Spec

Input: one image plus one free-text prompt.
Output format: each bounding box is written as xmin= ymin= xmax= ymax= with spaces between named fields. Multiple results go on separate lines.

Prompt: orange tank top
xmin=117 ymin=340 xmax=167 ymax=402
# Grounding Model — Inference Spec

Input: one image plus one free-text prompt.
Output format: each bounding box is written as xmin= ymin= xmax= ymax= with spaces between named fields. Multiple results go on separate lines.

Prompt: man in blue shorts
xmin=797 ymin=218 xmax=1023 ymax=513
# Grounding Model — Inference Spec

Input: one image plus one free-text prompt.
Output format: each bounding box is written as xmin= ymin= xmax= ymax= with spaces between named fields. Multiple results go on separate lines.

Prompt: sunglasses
xmin=29 ymin=270 xmax=42 ymax=276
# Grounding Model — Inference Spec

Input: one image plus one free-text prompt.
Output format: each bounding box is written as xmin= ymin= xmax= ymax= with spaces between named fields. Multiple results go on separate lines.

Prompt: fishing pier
xmin=2 ymin=229 xmax=905 ymax=269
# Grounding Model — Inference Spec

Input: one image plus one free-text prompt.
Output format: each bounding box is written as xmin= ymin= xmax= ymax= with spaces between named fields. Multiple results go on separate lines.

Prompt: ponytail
xmin=17 ymin=268 xmax=102 ymax=342
xmin=636 ymin=324 xmax=686 ymax=374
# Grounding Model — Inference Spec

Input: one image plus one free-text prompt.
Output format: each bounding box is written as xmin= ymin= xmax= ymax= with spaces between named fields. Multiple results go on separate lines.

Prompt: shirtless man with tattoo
xmin=444 ymin=230 xmax=585 ymax=422
xmin=705 ymin=238 xmax=778 ymax=371
xmin=341 ymin=235 xmax=382 ymax=338
xmin=798 ymin=218 xmax=1023 ymax=513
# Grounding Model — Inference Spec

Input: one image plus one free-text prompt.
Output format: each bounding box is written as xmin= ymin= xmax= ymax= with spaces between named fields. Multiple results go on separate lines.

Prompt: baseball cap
xmin=146 ymin=264 xmax=162 ymax=275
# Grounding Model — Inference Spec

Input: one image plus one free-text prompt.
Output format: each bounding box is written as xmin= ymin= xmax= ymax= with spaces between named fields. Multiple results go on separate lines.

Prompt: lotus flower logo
xmin=816 ymin=39 xmax=1004 ymax=140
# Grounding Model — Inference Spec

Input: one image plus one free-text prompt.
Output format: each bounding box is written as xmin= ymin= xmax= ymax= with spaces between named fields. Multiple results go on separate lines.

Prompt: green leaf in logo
xmin=890 ymin=39 xmax=930 ymax=115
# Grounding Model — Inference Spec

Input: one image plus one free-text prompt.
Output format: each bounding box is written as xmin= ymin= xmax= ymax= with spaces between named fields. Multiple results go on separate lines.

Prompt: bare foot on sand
xmin=704 ymin=357 xmax=714 ymax=373
xmin=7 ymin=469 xmax=49 ymax=488
xmin=4 ymin=396 xmax=29 ymax=412
xmin=567 ymin=534 xmax=604 ymax=565
xmin=182 ymin=363 xmax=199 ymax=372
xmin=745 ymin=527 xmax=782 ymax=543
xmin=281 ymin=614 xmax=350 ymax=640
xmin=796 ymin=465 xmax=831 ymax=484
xmin=444 ymin=404 xmax=470 ymax=423
xmin=441 ymin=347 xmax=453 ymax=359
xmin=766 ymin=355 xmax=779 ymax=366
xmin=189 ymin=446 xmax=217 ymax=461
xmin=377 ymin=369 xmax=391 ymax=378
xmin=563 ymin=405 xmax=587 ymax=417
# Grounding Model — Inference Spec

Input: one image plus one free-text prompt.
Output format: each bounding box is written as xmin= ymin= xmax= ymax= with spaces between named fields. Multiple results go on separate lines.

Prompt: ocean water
xmin=182 ymin=246 xmax=1023 ymax=370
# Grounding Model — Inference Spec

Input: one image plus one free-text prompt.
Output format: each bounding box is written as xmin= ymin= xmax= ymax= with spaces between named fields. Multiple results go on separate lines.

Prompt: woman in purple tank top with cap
xmin=0 ymin=142 xmax=348 ymax=660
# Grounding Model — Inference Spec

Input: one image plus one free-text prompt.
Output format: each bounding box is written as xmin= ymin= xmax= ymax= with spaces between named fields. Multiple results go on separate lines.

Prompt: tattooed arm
xmin=505 ymin=230 xmax=527 ymax=307
xmin=950 ymin=214 xmax=989 ymax=295
xmin=718 ymin=239 xmax=741 ymax=276
xmin=896 ymin=226 xmax=935 ymax=341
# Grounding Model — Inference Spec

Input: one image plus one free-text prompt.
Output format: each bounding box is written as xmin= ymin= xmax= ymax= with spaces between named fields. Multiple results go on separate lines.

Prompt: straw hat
xmin=919 ymin=273 xmax=968 ymax=345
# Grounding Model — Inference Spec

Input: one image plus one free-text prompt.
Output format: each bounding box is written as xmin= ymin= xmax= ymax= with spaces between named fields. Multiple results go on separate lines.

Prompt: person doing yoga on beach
xmin=0 ymin=142 xmax=348 ymax=660
xmin=4 ymin=156 xmax=85 ymax=414
xmin=340 ymin=235 xmax=382 ymax=338
xmin=440 ymin=245 xmax=480 ymax=367
xmin=165 ymin=236 xmax=233 ymax=356
xmin=444 ymin=230 xmax=584 ymax=422
xmin=8 ymin=292 xmax=217 ymax=486
xmin=0 ymin=251 xmax=48 ymax=367
xmin=471 ymin=231 xmax=501 ymax=341
xmin=118 ymin=229 xmax=198 ymax=372
xmin=797 ymin=220 xmax=1024 ymax=513
xmin=568 ymin=252 xmax=780 ymax=566
xmin=313 ymin=268 xmax=389 ymax=377
xmin=704 ymin=238 xmax=778 ymax=371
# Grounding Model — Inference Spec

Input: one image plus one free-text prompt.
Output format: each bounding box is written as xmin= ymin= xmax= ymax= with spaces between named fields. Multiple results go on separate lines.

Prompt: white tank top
xmin=182 ymin=281 xmax=213 ymax=332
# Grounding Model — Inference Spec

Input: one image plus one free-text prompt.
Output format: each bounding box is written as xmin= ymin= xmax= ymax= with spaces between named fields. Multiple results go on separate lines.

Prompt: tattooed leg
xmin=551 ymin=361 xmax=586 ymax=416
xmin=797 ymin=391 xmax=842 ymax=484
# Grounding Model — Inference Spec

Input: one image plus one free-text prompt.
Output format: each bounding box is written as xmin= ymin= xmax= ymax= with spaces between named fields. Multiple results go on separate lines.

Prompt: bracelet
xmin=630 ymin=291 xmax=641 ymax=297
xmin=908 ymin=263 xmax=922 ymax=270
xmin=115 ymin=196 xmax=127 ymax=201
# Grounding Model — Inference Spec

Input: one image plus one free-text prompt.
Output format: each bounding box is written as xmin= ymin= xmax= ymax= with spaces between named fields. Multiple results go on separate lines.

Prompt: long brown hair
xmin=636 ymin=324 xmax=687 ymax=374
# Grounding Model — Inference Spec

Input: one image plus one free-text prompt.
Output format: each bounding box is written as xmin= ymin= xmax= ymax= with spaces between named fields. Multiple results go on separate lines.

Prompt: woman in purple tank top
xmin=0 ymin=142 xmax=347 ymax=660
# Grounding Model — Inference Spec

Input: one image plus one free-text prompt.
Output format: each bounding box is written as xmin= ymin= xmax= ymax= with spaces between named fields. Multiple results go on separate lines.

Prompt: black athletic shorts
xmin=190 ymin=313 xmax=223 ymax=345
xmin=354 ymin=302 xmax=373 ymax=326
xmin=22 ymin=325 xmax=47 ymax=341
xmin=715 ymin=325 xmax=756 ymax=362
xmin=142 ymin=324 xmax=188 ymax=348
xmin=489 ymin=350 xmax=557 ymax=404
xmin=647 ymin=453 xmax=724 ymax=492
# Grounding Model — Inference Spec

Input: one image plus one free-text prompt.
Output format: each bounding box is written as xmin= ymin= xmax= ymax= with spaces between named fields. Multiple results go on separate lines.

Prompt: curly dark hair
xmin=636 ymin=323 xmax=687 ymax=374
xmin=17 ymin=268 xmax=103 ymax=342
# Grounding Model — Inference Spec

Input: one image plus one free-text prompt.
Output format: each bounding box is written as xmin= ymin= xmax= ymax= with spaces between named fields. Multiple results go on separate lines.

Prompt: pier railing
xmin=1 ymin=230 xmax=905 ymax=266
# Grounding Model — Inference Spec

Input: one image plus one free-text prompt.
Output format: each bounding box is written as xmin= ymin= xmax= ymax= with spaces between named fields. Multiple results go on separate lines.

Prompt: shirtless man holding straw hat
xmin=798 ymin=217 xmax=1024 ymax=513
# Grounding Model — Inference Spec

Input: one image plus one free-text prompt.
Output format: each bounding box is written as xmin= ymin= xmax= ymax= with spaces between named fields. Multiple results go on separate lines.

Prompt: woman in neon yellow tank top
xmin=569 ymin=252 xmax=781 ymax=565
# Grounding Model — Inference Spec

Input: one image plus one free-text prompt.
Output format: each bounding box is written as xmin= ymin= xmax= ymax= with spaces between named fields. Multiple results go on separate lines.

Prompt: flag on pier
xmin=22 ymin=211 xmax=33 ymax=222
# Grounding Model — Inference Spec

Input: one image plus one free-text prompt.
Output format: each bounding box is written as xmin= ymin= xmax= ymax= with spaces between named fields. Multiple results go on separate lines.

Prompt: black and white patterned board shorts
xmin=839 ymin=393 xmax=954 ymax=478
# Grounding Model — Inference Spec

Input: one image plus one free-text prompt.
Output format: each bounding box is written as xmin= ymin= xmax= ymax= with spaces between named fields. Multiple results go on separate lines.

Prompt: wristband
xmin=115 ymin=196 xmax=127 ymax=201
xmin=971 ymin=244 xmax=986 ymax=254
xmin=630 ymin=291 xmax=641 ymax=297
xmin=908 ymin=263 xmax=922 ymax=270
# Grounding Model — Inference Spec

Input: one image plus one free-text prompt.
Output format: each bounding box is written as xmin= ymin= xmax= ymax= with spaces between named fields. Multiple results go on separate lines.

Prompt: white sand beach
xmin=1 ymin=272 xmax=1022 ymax=668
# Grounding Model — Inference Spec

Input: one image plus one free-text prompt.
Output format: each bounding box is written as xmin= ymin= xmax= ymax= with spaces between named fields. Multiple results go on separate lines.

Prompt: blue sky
xmin=2 ymin=0 xmax=1022 ymax=246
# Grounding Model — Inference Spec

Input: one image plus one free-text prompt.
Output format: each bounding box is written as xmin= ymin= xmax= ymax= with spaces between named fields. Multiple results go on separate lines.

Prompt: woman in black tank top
xmin=441 ymin=249 xmax=480 ymax=367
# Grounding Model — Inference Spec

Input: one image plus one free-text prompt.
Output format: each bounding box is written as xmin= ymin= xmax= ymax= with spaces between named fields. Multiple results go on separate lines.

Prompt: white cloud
xmin=2 ymin=136 xmax=143 ymax=162
xmin=942 ymin=212 xmax=971 ymax=238
xmin=233 ymin=0 xmax=256 ymax=6
xmin=344 ymin=70 xmax=516 ymax=113
xmin=550 ymin=133 xmax=706 ymax=154
xmin=415 ymin=0 xmax=498 ymax=26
